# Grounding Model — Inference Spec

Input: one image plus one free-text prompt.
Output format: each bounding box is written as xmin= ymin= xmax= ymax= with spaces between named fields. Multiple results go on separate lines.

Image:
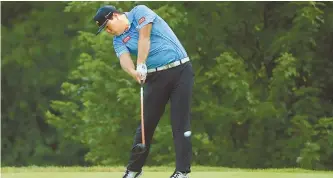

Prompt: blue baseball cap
xmin=93 ymin=5 xmax=117 ymax=35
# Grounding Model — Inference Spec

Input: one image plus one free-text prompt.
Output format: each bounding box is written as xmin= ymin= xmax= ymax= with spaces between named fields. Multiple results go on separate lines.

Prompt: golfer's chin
xmin=114 ymin=30 xmax=127 ymax=36
xmin=106 ymin=31 xmax=118 ymax=36
xmin=107 ymin=29 xmax=126 ymax=36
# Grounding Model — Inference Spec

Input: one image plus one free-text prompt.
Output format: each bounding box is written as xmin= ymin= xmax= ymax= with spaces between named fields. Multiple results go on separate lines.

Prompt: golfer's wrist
xmin=129 ymin=68 xmax=137 ymax=76
xmin=137 ymin=58 xmax=146 ymax=65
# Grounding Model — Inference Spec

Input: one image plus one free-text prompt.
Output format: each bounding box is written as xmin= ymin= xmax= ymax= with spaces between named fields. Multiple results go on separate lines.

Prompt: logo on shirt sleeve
xmin=138 ymin=17 xmax=145 ymax=25
xmin=123 ymin=36 xmax=131 ymax=43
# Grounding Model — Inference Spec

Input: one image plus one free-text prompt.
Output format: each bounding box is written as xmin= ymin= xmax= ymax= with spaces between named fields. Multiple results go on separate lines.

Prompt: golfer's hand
xmin=136 ymin=63 xmax=147 ymax=81
xmin=130 ymin=70 xmax=144 ymax=84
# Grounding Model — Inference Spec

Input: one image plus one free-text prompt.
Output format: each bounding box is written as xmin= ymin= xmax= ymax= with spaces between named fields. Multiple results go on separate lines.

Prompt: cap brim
xmin=96 ymin=21 xmax=108 ymax=35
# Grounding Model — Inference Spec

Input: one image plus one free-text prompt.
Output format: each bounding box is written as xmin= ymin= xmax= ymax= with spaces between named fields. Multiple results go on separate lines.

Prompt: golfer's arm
xmin=137 ymin=23 xmax=152 ymax=64
xmin=119 ymin=53 xmax=136 ymax=76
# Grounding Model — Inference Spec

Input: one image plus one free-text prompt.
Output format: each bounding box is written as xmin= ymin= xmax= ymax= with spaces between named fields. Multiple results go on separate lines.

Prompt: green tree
xmin=1 ymin=1 xmax=88 ymax=166
xmin=3 ymin=1 xmax=332 ymax=170
xmin=47 ymin=1 xmax=333 ymax=170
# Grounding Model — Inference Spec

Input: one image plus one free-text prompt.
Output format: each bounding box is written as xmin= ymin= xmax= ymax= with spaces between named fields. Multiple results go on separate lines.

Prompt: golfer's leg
xmin=126 ymin=74 xmax=170 ymax=172
xmin=170 ymin=62 xmax=194 ymax=173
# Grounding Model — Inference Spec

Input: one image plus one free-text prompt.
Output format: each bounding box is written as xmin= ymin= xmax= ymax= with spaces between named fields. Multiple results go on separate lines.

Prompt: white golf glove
xmin=136 ymin=63 xmax=147 ymax=81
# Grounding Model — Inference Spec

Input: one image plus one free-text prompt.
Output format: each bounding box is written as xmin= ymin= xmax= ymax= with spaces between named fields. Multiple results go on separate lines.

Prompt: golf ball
xmin=184 ymin=131 xmax=191 ymax=137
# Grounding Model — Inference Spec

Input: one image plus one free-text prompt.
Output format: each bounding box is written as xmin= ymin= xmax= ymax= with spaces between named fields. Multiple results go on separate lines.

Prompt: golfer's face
xmin=105 ymin=15 xmax=123 ymax=36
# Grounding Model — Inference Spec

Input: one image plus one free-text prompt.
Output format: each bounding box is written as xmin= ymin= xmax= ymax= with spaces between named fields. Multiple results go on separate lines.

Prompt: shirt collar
xmin=115 ymin=12 xmax=133 ymax=37
xmin=125 ymin=12 xmax=133 ymax=24
xmin=123 ymin=12 xmax=133 ymax=33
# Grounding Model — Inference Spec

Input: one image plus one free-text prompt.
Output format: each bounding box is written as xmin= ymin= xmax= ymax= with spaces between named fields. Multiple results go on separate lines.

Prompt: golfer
xmin=93 ymin=5 xmax=194 ymax=178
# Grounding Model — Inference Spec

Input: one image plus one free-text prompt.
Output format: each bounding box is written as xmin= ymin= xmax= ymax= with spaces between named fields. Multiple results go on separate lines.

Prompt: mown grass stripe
xmin=1 ymin=166 xmax=333 ymax=173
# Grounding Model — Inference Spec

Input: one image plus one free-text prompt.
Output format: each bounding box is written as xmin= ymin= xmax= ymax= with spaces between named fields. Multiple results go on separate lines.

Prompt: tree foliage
xmin=2 ymin=1 xmax=333 ymax=170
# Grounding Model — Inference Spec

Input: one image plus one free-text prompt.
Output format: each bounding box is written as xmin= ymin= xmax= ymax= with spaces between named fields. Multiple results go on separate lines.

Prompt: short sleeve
xmin=113 ymin=38 xmax=129 ymax=58
xmin=133 ymin=5 xmax=157 ymax=30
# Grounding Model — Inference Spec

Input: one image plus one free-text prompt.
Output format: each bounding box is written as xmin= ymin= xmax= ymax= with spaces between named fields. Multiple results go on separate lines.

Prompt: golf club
xmin=132 ymin=80 xmax=146 ymax=154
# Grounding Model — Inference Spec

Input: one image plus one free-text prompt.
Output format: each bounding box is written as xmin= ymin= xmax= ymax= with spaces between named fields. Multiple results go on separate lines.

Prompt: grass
xmin=2 ymin=166 xmax=333 ymax=178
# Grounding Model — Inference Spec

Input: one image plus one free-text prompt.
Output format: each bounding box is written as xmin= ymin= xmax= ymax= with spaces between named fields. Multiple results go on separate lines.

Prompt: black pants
xmin=126 ymin=61 xmax=194 ymax=173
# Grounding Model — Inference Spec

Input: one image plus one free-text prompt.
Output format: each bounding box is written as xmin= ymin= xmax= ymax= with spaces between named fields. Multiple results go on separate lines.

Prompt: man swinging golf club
xmin=94 ymin=4 xmax=194 ymax=178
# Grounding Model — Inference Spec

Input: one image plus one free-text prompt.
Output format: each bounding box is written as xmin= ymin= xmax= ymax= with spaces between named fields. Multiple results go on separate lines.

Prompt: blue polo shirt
xmin=113 ymin=5 xmax=188 ymax=69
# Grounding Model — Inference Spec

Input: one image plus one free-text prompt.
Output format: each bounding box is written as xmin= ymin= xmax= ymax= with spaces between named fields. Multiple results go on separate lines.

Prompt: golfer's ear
xmin=139 ymin=23 xmax=152 ymax=39
xmin=113 ymin=13 xmax=119 ymax=20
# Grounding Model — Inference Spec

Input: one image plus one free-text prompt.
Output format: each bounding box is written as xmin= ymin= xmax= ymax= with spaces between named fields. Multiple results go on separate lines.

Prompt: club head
xmin=132 ymin=143 xmax=146 ymax=154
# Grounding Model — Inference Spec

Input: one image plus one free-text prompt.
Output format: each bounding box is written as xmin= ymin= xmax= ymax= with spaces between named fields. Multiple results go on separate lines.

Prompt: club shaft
xmin=140 ymin=86 xmax=145 ymax=145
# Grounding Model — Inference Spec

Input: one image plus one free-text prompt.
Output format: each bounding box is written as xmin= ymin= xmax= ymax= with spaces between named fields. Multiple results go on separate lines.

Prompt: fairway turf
xmin=2 ymin=167 xmax=333 ymax=178
xmin=3 ymin=172 xmax=333 ymax=178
